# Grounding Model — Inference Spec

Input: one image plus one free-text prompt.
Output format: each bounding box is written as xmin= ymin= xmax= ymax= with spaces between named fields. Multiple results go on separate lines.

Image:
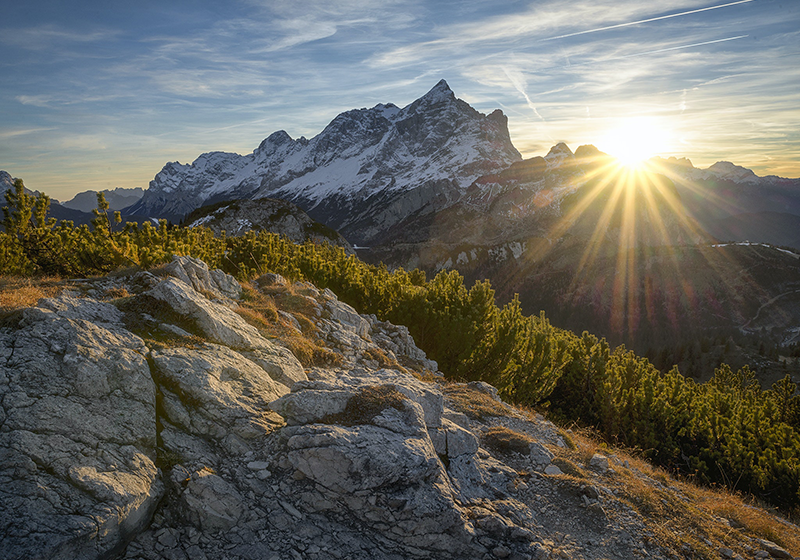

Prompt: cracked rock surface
xmin=3 ymin=256 xmax=798 ymax=560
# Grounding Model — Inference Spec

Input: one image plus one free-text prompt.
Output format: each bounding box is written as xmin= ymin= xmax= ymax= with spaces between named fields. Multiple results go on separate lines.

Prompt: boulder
xmin=0 ymin=297 xmax=162 ymax=560
xmin=163 ymin=255 xmax=242 ymax=299
xmin=179 ymin=468 xmax=244 ymax=532
xmin=152 ymin=344 xmax=287 ymax=441
xmin=589 ymin=453 xmax=610 ymax=472
xmin=271 ymin=368 xmax=443 ymax=428
xmin=529 ymin=442 xmax=554 ymax=470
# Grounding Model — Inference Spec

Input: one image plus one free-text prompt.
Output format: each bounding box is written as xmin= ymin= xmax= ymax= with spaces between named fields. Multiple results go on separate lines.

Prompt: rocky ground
xmin=1 ymin=257 xmax=798 ymax=560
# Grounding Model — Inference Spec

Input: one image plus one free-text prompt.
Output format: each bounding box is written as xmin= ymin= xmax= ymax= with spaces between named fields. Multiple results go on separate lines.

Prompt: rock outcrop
xmin=2 ymin=256 xmax=798 ymax=560
xmin=182 ymin=198 xmax=355 ymax=254
xmin=0 ymin=297 xmax=162 ymax=560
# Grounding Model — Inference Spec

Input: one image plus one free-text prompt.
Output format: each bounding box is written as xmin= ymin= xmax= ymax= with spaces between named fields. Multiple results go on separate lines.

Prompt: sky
xmin=2 ymin=0 xmax=799 ymax=201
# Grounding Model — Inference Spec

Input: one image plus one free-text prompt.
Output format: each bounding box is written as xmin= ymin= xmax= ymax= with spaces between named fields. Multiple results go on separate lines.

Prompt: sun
xmin=599 ymin=117 xmax=669 ymax=168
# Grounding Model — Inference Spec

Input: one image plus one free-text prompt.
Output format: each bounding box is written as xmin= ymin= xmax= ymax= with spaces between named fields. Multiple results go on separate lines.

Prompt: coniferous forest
xmin=3 ymin=178 xmax=800 ymax=514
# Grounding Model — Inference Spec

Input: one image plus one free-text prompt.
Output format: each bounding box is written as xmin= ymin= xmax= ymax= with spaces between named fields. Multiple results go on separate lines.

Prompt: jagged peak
xmin=257 ymin=130 xmax=293 ymax=153
xmin=653 ymin=156 xmax=695 ymax=169
xmin=545 ymin=143 xmax=574 ymax=159
xmin=417 ymin=79 xmax=456 ymax=105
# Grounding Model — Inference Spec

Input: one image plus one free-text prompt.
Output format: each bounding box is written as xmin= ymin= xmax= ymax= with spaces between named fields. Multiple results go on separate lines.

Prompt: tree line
xmin=3 ymin=179 xmax=800 ymax=513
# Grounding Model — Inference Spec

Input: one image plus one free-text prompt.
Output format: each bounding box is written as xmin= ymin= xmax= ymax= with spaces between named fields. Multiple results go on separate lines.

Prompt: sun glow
xmin=599 ymin=117 xmax=670 ymax=168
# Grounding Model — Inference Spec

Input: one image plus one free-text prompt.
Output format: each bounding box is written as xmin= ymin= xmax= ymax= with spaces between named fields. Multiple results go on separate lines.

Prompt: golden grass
xmin=363 ymin=346 xmax=407 ymax=372
xmin=482 ymin=426 xmax=534 ymax=454
xmin=237 ymin=282 xmax=343 ymax=368
xmin=545 ymin=426 xmax=800 ymax=558
xmin=442 ymin=384 xmax=512 ymax=420
xmin=323 ymin=385 xmax=408 ymax=426
xmin=0 ymin=276 xmax=64 ymax=311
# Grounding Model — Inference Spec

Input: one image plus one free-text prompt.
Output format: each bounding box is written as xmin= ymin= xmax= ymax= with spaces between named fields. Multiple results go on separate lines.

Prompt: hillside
xmin=2 ymin=257 xmax=799 ymax=560
xmin=181 ymin=198 xmax=354 ymax=253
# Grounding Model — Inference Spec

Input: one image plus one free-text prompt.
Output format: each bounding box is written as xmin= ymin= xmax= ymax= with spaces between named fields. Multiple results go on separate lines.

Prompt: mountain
xmin=0 ymin=170 xmax=102 ymax=227
xmin=650 ymin=156 xmax=800 ymax=245
xmin=181 ymin=198 xmax=354 ymax=253
xmin=126 ymin=80 xmax=521 ymax=243
xmin=3 ymin=257 xmax=797 ymax=559
xmin=119 ymin=81 xmax=800 ymax=376
xmin=60 ymin=187 xmax=144 ymax=212
xmin=357 ymin=145 xmax=800 ymax=377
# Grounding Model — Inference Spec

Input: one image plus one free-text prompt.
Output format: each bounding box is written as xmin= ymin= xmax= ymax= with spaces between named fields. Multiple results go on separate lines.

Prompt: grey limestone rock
xmin=0 ymin=297 xmax=162 ymax=560
xmin=179 ymin=468 xmax=244 ymax=532
xmin=163 ymin=255 xmax=242 ymax=300
xmin=589 ymin=453 xmax=610 ymax=472
xmin=270 ymin=367 xmax=443 ymax=428
xmin=152 ymin=344 xmax=287 ymax=441
xmin=147 ymin=278 xmax=259 ymax=348
xmin=147 ymin=275 xmax=305 ymax=388
xmin=529 ymin=442 xmax=554 ymax=470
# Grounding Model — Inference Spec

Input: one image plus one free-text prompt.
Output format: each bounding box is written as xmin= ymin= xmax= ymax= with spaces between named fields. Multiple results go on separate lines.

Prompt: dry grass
xmin=0 ymin=276 xmax=64 ymax=311
xmin=104 ymin=286 xmax=130 ymax=299
xmin=545 ymin=426 xmax=800 ymax=559
xmin=363 ymin=347 xmax=407 ymax=372
xmin=442 ymin=384 xmax=512 ymax=420
xmin=323 ymin=385 xmax=408 ymax=426
xmin=237 ymin=282 xmax=343 ymax=368
xmin=482 ymin=426 xmax=534 ymax=454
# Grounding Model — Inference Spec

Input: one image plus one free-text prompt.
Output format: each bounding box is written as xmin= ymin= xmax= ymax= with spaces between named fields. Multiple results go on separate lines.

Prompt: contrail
xmin=503 ymin=66 xmax=546 ymax=121
xmin=541 ymin=0 xmax=756 ymax=42
xmin=617 ymin=35 xmax=748 ymax=59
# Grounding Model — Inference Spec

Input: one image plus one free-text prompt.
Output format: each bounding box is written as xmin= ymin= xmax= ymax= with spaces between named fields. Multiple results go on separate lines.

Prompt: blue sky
xmin=2 ymin=0 xmax=799 ymax=200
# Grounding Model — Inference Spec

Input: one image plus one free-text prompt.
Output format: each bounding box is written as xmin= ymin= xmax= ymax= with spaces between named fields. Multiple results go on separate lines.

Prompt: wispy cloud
xmin=540 ymin=0 xmax=755 ymax=41
xmin=0 ymin=127 xmax=58 ymax=139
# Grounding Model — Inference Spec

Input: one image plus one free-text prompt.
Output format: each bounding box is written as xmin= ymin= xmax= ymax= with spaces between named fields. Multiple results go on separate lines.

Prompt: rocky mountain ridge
xmin=126 ymin=80 xmax=521 ymax=244
xmin=2 ymin=257 xmax=799 ymax=560
xmin=181 ymin=198 xmax=354 ymax=253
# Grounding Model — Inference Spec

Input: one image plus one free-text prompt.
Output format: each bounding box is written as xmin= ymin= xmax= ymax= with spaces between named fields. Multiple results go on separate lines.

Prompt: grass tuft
xmin=443 ymin=384 xmax=511 ymax=420
xmin=324 ymin=385 xmax=407 ymax=426
xmin=482 ymin=426 xmax=534 ymax=454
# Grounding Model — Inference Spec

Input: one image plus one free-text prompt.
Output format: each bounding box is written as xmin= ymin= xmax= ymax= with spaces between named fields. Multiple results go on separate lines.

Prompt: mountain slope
xmin=3 ymin=257 xmax=798 ymax=559
xmin=359 ymin=146 xmax=800 ymax=371
xmin=182 ymin=198 xmax=354 ymax=252
xmin=60 ymin=187 xmax=144 ymax=212
xmin=127 ymin=80 xmax=521 ymax=244
xmin=650 ymin=157 xmax=800 ymax=244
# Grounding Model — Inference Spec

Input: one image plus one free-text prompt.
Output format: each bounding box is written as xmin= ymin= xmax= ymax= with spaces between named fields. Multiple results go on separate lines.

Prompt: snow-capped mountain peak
xmin=411 ymin=79 xmax=456 ymax=107
xmin=128 ymin=81 xmax=521 ymax=244
xmin=706 ymin=161 xmax=758 ymax=183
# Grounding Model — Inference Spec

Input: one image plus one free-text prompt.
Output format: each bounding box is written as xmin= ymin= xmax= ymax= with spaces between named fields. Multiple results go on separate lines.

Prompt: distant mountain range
xmin=0 ymin=170 xmax=116 ymax=226
xmin=58 ymin=187 xmax=144 ymax=213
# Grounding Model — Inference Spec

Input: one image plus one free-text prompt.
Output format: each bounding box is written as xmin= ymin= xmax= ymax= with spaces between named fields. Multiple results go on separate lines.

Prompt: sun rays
xmin=538 ymin=154 xmax=717 ymax=340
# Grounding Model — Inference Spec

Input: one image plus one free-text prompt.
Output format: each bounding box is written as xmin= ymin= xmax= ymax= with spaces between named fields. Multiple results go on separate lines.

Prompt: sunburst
xmin=598 ymin=117 xmax=670 ymax=168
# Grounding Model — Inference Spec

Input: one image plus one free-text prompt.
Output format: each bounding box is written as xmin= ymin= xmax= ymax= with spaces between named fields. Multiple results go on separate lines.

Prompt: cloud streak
xmin=540 ymin=0 xmax=756 ymax=42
